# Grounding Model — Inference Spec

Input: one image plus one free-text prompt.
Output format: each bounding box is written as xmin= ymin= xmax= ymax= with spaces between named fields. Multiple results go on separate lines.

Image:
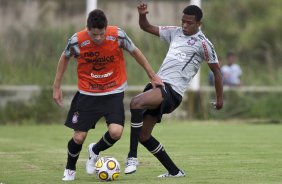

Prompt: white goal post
xmin=189 ymin=0 xmax=201 ymax=91
xmin=86 ymin=0 xmax=97 ymax=16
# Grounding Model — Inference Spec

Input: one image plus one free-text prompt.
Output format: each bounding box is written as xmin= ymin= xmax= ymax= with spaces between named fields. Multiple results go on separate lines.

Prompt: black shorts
xmin=143 ymin=83 xmax=182 ymax=123
xmin=65 ymin=92 xmax=125 ymax=132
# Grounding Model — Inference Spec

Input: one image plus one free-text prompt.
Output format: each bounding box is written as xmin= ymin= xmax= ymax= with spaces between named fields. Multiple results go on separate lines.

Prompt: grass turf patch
xmin=0 ymin=120 xmax=282 ymax=184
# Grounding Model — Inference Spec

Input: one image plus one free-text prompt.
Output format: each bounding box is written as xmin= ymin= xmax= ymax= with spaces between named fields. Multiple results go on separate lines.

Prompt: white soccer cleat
xmin=62 ymin=169 xmax=76 ymax=181
xmin=157 ymin=169 xmax=185 ymax=178
xmin=124 ymin=157 xmax=138 ymax=174
xmin=86 ymin=143 xmax=99 ymax=175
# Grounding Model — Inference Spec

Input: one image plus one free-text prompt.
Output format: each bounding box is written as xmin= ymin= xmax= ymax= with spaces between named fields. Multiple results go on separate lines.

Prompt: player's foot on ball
xmin=124 ymin=157 xmax=138 ymax=174
xmin=62 ymin=169 xmax=76 ymax=181
xmin=157 ymin=169 xmax=185 ymax=178
xmin=86 ymin=143 xmax=99 ymax=175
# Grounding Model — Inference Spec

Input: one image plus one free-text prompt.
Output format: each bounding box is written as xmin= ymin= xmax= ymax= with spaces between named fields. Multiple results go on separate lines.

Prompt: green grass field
xmin=1 ymin=121 xmax=282 ymax=184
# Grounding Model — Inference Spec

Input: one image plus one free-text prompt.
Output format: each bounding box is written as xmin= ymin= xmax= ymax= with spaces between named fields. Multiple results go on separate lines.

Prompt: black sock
xmin=128 ymin=109 xmax=143 ymax=158
xmin=92 ymin=131 xmax=117 ymax=155
xmin=66 ymin=138 xmax=82 ymax=170
xmin=140 ymin=136 xmax=180 ymax=175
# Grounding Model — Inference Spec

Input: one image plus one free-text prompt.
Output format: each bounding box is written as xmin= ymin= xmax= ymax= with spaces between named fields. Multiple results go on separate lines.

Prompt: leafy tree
xmin=203 ymin=0 xmax=282 ymax=85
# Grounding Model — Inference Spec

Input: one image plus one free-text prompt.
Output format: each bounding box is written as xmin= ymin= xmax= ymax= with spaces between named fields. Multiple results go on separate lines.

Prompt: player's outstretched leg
xmin=140 ymin=136 xmax=185 ymax=178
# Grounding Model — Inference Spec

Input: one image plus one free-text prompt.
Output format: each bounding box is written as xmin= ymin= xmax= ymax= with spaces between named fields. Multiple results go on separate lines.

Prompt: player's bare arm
xmin=208 ymin=63 xmax=223 ymax=110
xmin=138 ymin=3 xmax=159 ymax=36
xmin=53 ymin=52 xmax=70 ymax=106
xmin=130 ymin=47 xmax=164 ymax=88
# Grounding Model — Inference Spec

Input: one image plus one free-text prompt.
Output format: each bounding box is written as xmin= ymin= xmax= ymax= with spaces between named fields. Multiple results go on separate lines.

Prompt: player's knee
xmin=108 ymin=124 xmax=123 ymax=140
xmin=73 ymin=135 xmax=86 ymax=144
xmin=130 ymin=96 xmax=143 ymax=109
xmin=109 ymin=129 xmax=123 ymax=140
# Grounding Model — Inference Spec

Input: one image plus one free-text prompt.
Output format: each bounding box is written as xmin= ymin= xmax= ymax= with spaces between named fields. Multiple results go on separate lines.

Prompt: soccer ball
xmin=95 ymin=156 xmax=120 ymax=181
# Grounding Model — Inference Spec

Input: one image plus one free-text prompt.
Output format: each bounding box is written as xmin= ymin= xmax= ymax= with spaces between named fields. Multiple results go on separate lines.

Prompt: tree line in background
xmin=202 ymin=0 xmax=282 ymax=85
xmin=0 ymin=0 xmax=282 ymax=123
xmin=0 ymin=0 xmax=281 ymax=86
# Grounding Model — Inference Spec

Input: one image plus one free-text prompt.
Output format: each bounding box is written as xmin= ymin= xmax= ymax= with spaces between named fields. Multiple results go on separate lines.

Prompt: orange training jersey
xmin=76 ymin=26 xmax=127 ymax=93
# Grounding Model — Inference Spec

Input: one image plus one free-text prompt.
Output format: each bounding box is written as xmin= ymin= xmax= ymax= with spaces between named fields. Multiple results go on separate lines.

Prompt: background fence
xmin=1 ymin=85 xmax=281 ymax=124
xmin=0 ymin=0 xmax=282 ymax=123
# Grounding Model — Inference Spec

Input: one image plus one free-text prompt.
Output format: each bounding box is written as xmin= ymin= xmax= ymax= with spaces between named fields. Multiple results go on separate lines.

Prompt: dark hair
xmin=183 ymin=5 xmax=203 ymax=21
xmin=227 ymin=50 xmax=236 ymax=57
xmin=87 ymin=9 xmax=108 ymax=29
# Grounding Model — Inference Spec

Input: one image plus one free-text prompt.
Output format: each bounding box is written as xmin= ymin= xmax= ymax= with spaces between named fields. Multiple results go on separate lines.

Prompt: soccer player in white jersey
xmin=124 ymin=3 xmax=224 ymax=177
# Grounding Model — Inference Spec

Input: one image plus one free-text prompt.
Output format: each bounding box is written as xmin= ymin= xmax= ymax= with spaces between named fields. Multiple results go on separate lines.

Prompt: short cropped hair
xmin=183 ymin=5 xmax=203 ymax=21
xmin=227 ymin=51 xmax=236 ymax=57
xmin=87 ymin=9 xmax=108 ymax=29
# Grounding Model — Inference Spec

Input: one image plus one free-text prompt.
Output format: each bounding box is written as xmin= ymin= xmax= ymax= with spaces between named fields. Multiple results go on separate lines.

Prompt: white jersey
xmin=158 ymin=26 xmax=218 ymax=96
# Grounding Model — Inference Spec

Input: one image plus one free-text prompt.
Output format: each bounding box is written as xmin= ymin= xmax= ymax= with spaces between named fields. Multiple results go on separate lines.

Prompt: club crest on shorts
xmin=72 ymin=112 xmax=79 ymax=123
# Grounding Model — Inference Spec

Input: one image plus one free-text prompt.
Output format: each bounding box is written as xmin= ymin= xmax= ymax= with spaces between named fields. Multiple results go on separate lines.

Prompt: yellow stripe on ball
xmin=99 ymin=171 xmax=108 ymax=180
xmin=107 ymin=160 xmax=116 ymax=170
xmin=95 ymin=159 xmax=103 ymax=168
xmin=112 ymin=173 xmax=119 ymax=180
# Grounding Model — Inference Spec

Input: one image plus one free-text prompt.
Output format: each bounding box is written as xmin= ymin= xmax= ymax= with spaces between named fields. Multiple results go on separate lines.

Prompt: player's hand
xmin=137 ymin=2 xmax=149 ymax=15
xmin=150 ymin=74 xmax=164 ymax=88
xmin=53 ymin=87 xmax=63 ymax=106
xmin=211 ymin=100 xmax=223 ymax=110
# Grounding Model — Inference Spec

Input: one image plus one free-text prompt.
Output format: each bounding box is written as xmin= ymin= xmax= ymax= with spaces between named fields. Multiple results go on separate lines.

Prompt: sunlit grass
xmin=1 ymin=120 xmax=282 ymax=184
